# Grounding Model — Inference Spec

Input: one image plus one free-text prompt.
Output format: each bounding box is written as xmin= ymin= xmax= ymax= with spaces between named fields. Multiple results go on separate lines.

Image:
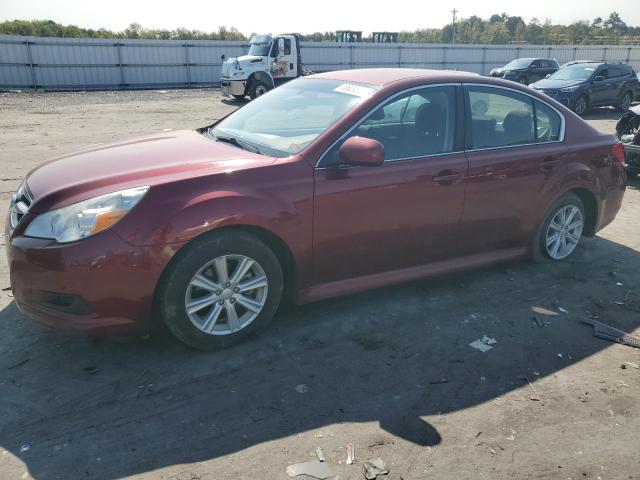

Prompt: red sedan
xmin=6 ymin=69 xmax=626 ymax=349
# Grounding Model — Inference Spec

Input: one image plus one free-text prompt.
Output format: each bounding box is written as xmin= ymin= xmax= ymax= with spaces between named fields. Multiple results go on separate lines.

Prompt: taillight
xmin=612 ymin=143 xmax=626 ymax=164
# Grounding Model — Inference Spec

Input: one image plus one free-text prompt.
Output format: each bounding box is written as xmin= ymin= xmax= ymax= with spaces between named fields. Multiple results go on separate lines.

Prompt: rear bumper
xmin=6 ymin=224 xmax=184 ymax=336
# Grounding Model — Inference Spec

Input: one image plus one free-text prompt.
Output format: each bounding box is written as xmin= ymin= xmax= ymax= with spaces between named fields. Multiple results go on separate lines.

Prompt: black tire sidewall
xmin=574 ymin=95 xmax=588 ymax=116
xmin=249 ymin=81 xmax=268 ymax=99
xmin=532 ymin=192 xmax=585 ymax=263
xmin=157 ymin=231 xmax=283 ymax=349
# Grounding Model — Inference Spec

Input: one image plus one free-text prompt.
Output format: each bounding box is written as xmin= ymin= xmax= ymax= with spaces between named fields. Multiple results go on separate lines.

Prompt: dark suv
xmin=530 ymin=62 xmax=639 ymax=116
xmin=489 ymin=58 xmax=559 ymax=85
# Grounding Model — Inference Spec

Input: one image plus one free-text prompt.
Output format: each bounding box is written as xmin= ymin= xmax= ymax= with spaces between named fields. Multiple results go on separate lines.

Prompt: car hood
xmin=25 ymin=129 xmax=277 ymax=213
xmin=532 ymin=79 xmax=583 ymax=89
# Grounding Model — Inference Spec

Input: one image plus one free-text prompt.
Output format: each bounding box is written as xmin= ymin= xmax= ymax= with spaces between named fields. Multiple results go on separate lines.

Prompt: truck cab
xmin=220 ymin=34 xmax=302 ymax=100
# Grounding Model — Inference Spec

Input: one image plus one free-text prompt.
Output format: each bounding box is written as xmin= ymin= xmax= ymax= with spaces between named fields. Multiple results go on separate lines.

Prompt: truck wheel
xmin=156 ymin=230 xmax=283 ymax=350
xmin=249 ymin=81 xmax=269 ymax=100
xmin=615 ymin=91 xmax=632 ymax=112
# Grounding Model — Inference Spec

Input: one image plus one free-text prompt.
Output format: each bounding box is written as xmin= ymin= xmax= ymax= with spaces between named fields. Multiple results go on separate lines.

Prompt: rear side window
xmin=535 ymin=100 xmax=562 ymax=142
xmin=466 ymin=86 xmax=562 ymax=149
xmin=467 ymin=86 xmax=534 ymax=149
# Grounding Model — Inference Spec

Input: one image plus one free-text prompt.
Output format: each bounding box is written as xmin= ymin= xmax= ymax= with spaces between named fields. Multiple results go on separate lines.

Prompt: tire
xmin=615 ymin=91 xmax=632 ymax=112
xmin=518 ymin=77 xmax=528 ymax=85
xmin=532 ymin=192 xmax=585 ymax=263
xmin=156 ymin=230 xmax=283 ymax=350
xmin=232 ymin=94 xmax=245 ymax=101
xmin=249 ymin=80 xmax=269 ymax=100
xmin=573 ymin=95 xmax=589 ymax=116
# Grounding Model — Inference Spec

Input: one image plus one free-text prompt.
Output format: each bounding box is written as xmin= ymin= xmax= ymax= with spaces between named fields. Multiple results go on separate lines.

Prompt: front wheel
xmin=532 ymin=193 xmax=585 ymax=263
xmin=249 ymin=80 xmax=269 ymax=100
xmin=615 ymin=91 xmax=632 ymax=112
xmin=573 ymin=95 xmax=589 ymax=116
xmin=156 ymin=231 xmax=283 ymax=349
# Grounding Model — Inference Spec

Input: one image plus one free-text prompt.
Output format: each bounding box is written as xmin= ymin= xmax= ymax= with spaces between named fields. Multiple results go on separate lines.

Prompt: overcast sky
xmin=1 ymin=0 xmax=638 ymax=34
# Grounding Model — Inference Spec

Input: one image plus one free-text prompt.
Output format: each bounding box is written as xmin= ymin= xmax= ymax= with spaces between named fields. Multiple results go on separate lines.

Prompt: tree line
xmin=0 ymin=12 xmax=638 ymax=44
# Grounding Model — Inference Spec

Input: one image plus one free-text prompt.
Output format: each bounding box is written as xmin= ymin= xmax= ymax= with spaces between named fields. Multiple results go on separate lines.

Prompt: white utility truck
xmin=220 ymin=34 xmax=303 ymax=100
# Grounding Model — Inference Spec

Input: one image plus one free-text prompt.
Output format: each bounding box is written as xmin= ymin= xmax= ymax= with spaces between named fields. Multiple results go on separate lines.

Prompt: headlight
xmin=25 ymin=186 xmax=148 ymax=243
xmin=560 ymin=85 xmax=580 ymax=92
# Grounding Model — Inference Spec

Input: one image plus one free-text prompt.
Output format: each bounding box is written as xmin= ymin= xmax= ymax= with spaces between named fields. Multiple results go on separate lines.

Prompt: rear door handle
xmin=540 ymin=157 xmax=559 ymax=172
xmin=433 ymin=170 xmax=462 ymax=185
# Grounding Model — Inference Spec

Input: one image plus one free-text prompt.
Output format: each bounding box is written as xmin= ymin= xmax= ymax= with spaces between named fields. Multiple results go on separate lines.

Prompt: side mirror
xmin=593 ymin=75 xmax=605 ymax=82
xmin=545 ymin=74 xmax=551 ymax=79
xmin=338 ymin=137 xmax=384 ymax=166
xmin=220 ymin=54 xmax=226 ymax=61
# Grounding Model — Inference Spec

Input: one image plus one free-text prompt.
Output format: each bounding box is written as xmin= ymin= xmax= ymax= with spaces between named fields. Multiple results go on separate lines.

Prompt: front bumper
xmin=220 ymin=78 xmax=246 ymax=97
xmin=534 ymin=89 xmax=576 ymax=108
xmin=6 ymin=221 xmax=184 ymax=336
xmin=623 ymin=143 xmax=640 ymax=174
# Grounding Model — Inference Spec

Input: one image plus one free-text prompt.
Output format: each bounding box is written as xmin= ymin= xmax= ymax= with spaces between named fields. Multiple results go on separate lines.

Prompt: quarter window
xmin=535 ymin=100 xmax=561 ymax=142
xmin=320 ymin=86 xmax=456 ymax=166
xmin=467 ymin=86 xmax=535 ymax=149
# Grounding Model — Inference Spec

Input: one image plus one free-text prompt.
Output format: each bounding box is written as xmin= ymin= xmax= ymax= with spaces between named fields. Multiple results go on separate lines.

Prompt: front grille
xmin=9 ymin=182 xmax=33 ymax=231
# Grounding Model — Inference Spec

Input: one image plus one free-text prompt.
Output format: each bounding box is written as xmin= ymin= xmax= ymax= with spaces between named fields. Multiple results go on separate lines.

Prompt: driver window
xmin=320 ymin=86 xmax=456 ymax=166
xmin=283 ymin=39 xmax=291 ymax=56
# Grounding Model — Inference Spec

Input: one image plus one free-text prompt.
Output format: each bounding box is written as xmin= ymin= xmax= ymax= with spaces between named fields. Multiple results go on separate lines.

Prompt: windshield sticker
xmin=334 ymin=83 xmax=376 ymax=98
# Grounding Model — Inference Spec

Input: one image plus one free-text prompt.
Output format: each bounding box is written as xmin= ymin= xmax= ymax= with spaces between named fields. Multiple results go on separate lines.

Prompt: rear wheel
xmin=573 ymin=95 xmax=589 ymax=116
xmin=615 ymin=91 xmax=632 ymax=112
xmin=157 ymin=230 xmax=283 ymax=349
xmin=533 ymin=193 xmax=585 ymax=263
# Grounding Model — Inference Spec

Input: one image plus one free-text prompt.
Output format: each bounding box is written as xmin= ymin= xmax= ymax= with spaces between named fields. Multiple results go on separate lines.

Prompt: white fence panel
xmin=1 ymin=36 xmax=639 ymax=90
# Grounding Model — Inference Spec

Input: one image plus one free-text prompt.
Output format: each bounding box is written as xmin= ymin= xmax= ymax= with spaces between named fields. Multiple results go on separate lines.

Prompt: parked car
xmin=489 ymin=58 xmax=559 ymax=85
xmin=6 ymin=69 xmax=627 ymax=349
xmin=530 ymin=62 xmax=639 ymax=116
xmin=616 ymin=104 xmax=640 ymax=176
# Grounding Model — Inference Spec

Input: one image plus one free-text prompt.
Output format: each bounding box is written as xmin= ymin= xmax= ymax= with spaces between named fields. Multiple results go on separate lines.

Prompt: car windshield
xmin=248 ymin=42 xmax=271 ymax=56
xmin=210 ymin=78 xmax=379 ymax=157
xmin=504 ymin=59 xmax=532 ymax=69
xmin=550 ymin=65 xmax=596 ymax=81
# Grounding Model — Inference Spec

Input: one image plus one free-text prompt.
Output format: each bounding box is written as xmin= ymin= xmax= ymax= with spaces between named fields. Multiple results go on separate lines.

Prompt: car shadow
xmin=0 ymin=236 xmax=639 ymax=479
xmin=220 ymin=97 xmax=247 ymax=106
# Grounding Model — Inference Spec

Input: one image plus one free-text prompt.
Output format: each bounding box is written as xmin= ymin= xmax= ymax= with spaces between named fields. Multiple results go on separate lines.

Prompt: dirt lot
xmin=0 ymin=89 xmax=639 ymax=480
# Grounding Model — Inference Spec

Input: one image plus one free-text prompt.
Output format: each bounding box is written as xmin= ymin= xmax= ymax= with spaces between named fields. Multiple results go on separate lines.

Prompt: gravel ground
xmin=0 ymin=89 xmax=639 ymax=480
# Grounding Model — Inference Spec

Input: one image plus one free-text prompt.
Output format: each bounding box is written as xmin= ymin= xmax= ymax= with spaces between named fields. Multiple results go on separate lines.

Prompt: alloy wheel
xmin=184 ymin=254 xmax=268 ymax=335
xmin=621 ymin=93 xmax=631 ymax=111
xmin=544 ymin=205 xmax=584 ymax=260
xmin=255 ymin=85 xmax=268 ymax=97
xmin=575 ymin=97 xmax=587 ymax=116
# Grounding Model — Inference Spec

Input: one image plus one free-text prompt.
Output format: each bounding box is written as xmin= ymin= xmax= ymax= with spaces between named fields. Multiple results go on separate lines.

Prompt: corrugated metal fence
xmin=1 ymin=35 xmax=640 ymax=90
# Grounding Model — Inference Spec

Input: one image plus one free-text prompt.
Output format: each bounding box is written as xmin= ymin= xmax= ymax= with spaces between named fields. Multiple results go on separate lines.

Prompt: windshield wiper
xmin=213 ymin=133 xmax=263 ymax=155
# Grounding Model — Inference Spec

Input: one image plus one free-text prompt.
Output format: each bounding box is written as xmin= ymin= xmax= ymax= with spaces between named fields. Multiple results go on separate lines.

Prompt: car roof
xmin=309 ymin=68 xmax=481 ymax=86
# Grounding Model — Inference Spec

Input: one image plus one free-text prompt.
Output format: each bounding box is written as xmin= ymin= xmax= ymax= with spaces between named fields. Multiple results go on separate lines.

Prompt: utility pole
xmin=451 ymin=8 xmax=458 ymax=44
